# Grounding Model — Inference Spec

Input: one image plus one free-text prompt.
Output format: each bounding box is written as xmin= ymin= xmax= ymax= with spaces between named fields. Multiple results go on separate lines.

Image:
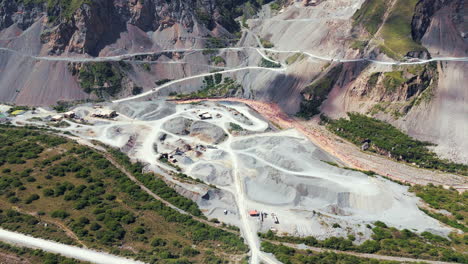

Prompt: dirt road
xmin=0 ymin=229 xmax=143 ymax=264
xmin=279 ymin=242 xmax=456 ymax=264
xmin=173 ymin=98 xmax=467 ymax=190
xmin=75 ymin=138 xmax=241 ymax=235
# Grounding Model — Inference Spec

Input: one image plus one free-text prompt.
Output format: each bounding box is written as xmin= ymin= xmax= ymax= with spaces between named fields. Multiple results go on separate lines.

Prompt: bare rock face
xmin=0 ymin=1 xmax=44 ymax=30
xmin=0 ymin=0 xmax=239 ymax=56
xmin=411 ymin=0 xmax=453 ymax=42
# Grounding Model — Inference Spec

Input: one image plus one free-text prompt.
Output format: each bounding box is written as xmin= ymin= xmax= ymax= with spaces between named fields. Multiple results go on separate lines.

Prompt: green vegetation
xmin=321 ymin=160 xmax=377 ymax=176
xmin=210 ymin=56 xmax=226 ymax=65
xmin=285 ymin=53 xmax=304 ymax=65
xmin=17 ymin=0 xmax=91 ymax=22
xmin=7 ymin=105 xmax=30 ymax=114
xmin=297 ymin=65 xmax=343 ymax=119
xmin=352 ymin=0 xmax=387 ymax=35
xmin=367 ymin=72 xmax=381 ymax=87
xmin=141 ymin=63 xmax=151 ymax=72
xmin=259 ymin=58 xmax=281 ymax=68
xmin=205 ymin=37 xmax=228 ymax=49
xmin=380 ymin=0 xmax=425 ymax=58
xmin=52 ymin=101 xmax=72 ymax=113
xmin=0 ymin=240 xmax=86 ymax=264
xmin=367 ymin=102 xmax=390 ymax=116
xmin=158 ymin=154 xmax=182 ymax=172
xmin=260 ymin=38 xmax=274 ymax=48
xmin=270 ymin=3 xmax=280 ymax=11
xmin=229 ymin=122 xmax=244 ymax=133
xmin=350 ymin=40 xmax=369 ymax=52
xmin=0 ymin=126 xmax=246 ymax=262
xmin=155 ymin=79 xmax=172 ymax=86
xmin=175 ymin=75 xmax=243 ymax=99
xmin=326 ymin=113 xmax=468 ymax=175
xmin=131 ymin=86 xmax=143 ymax=95
xmin=261 ymin=241 xmax=400 ymax=264
xmin=107 ymin=149 xmax=201 ymax=217
xmin=382 ymin=71 xmax=405 ymax=93
xmin=77 ymin=62 xmax=124 ymax=98
xmin=365 ymin=63 xmax=438 ymax=117
xmin=260 ymin=221 xmax=467 ymax=262
xmin=0 ymin=209 xmax=76 ymax=245
xmin=352 ymin=0 xmax=425 ymax=58
xmin=202 ymin=48 xmax=217 ymax=55
xmin=410 ymin=184 xmax=467 ymax=232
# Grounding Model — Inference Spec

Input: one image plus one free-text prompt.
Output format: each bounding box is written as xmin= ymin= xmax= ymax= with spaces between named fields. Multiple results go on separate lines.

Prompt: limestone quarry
xmin=5 ymin=99 xmax=459 ymax=263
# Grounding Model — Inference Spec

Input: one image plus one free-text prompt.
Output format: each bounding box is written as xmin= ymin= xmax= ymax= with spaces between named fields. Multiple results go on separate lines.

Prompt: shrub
xmin=25 ymin=194 xmax=40 ymax=204
xmin=51 ymin=210 xmax=70 ymax=219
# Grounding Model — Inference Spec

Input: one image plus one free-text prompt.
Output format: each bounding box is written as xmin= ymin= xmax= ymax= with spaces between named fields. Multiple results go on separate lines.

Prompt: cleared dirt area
xmin=175 ymin=98 xmax=467 ymax=190
xmin=8 ymin=99 xmax=458 ymax=263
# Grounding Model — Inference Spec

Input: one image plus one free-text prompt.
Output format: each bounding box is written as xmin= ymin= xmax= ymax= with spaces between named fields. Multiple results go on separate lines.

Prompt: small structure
xmin=199 ymin=112 xmax=212 ymax=120
xmin=51 ymin=115 xmax=63 ymax=122
xmin=249 ymin=210 xmax=260 ymax=217
xmin=224 ymin=210 xmax=228 ymax=215
xmin=64 ymin=111 xmax=76 ymax=118
xmin=92 ymin=109 xmax=118 ymax=119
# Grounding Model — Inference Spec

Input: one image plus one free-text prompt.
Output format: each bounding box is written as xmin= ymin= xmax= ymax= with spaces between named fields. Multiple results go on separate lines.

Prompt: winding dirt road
xmin=278 ymin=241 xmax=456 ymax=264
xmin=172 ymin=98 xmax=467 ymax=190
xmin=0 ymin=229 xmax=143 ymax=264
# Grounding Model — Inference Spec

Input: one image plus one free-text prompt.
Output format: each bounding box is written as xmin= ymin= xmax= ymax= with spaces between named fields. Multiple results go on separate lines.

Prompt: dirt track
xmin=277 ymin=241 xmax=455 ymax=264
xmin=174 ymin=98 xmax=467 ymax=190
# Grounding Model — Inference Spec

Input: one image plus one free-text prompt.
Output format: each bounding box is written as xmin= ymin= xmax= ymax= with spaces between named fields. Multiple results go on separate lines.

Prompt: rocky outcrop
xmin=411 ymin=0 xmax=451 ymax=42
xmin=0 ymin=0 xmax=249 ymax=56
xmin=0 ymin=1 xmax=45 ymax=30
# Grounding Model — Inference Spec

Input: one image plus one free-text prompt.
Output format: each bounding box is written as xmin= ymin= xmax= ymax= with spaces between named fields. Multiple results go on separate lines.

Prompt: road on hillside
xmin=0 ymin=229 xmax=143 ymax=264
xmin=1 ymin=45 xmax=467 ymax=64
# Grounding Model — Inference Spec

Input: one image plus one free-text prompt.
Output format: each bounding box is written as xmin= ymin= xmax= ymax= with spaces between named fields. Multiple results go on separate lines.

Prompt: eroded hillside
xmin=0 ymin=0 xmax=467 ymax=162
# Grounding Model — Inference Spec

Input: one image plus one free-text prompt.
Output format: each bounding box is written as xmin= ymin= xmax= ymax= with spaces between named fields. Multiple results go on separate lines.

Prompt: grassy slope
xmin=379 ymin=0 xmax=425 ymax=58
xmin=352 ymin=0 xmax=388 ymax=35
xmin=0 ymin=126 xmax=246 ymax=263
xmin=352 ymin=0 xmax=425 ymax=58
xmin=410 ymin=184 xmax=468 ymax=232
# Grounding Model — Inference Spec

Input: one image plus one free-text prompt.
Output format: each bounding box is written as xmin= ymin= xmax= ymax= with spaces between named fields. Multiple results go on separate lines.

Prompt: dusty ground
xmin=5 ymin=99 xmax=462 ymax=264
xmin=174 ymin=98 xmax=467 ymax=190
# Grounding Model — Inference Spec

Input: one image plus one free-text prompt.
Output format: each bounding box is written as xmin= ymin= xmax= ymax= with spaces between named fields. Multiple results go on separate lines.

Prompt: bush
xmin=358 ymin=240 xmax=381 ymax=253
xmin=134 ymin=227 xmax=145 ymax=234
xmin=25 ymin=194 xmax=40 ymax=204
xmin=182 ymin=246 xmax=200 ymax=257
xmin=327 ymin=113 xmax=468 ymax=175
xmin=51 ymin=210 xmax=70 ymax=219
xmin=151 ymin=238 xmax=167 ymax=247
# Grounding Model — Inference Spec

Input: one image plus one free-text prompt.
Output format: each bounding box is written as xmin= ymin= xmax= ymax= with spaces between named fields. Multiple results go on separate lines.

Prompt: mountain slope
xmin=0 ymin=0 xmax=467 ymax=162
